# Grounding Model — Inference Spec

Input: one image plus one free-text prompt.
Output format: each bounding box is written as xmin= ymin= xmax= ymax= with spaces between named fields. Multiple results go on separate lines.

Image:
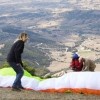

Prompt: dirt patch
xmin=0 ymin=88 xmax=100 ymax=100
xmin=47 ymin=52 xmax=72 ymax=72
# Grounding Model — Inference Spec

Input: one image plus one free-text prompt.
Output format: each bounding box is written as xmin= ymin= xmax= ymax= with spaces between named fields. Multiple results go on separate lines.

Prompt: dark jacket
xmin=7 ymin=40 xmax=24 ymax=67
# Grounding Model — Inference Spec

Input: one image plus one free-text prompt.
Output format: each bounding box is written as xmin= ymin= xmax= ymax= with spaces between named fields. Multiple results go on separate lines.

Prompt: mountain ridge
xmin=0 ymin=1 xmax=100 ymax=72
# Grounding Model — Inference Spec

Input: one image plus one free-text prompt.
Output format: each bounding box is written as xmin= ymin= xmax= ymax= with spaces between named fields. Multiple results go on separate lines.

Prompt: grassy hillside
xmin=0 ymin=42 xmax=52 ymax=67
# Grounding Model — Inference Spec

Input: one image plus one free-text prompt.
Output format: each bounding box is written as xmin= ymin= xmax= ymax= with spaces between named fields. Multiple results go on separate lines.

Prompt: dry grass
xmin=0 ymin=88 xmax=100 ymax=100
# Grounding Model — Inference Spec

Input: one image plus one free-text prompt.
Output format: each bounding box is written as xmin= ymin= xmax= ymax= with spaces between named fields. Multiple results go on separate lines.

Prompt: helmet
xmin=72 ymin=53 xmax=79 ymax=59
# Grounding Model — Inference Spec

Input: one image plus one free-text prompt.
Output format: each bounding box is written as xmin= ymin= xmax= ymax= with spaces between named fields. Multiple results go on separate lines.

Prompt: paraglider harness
xmin=72 ymin=66 xmax=77 ymax=71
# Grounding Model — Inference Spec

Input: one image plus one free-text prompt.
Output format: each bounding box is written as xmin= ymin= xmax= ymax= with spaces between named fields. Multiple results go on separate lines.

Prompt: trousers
xmin=8 ymin=62 xmax=24 ymax=88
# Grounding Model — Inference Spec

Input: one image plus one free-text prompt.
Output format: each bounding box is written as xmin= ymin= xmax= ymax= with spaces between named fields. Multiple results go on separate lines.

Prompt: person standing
xmin=80 ymin=58 xmax=96 ymax=71
xmin=7 ymin=32 xmax=28 ymax=91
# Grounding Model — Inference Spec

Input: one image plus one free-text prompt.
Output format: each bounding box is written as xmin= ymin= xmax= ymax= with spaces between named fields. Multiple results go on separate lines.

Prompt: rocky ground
xmin=0 ymin=88 xmax=100 ymax=100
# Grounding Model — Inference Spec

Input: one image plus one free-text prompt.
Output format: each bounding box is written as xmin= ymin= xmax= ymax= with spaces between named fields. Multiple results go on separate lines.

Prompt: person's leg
xmin=18 ymin=79 xmax=25 ymax=89
xmin=15 ymin=66 xmax=24 ymax=88
xmin=8 ymin=62 xmax=24 ymax=90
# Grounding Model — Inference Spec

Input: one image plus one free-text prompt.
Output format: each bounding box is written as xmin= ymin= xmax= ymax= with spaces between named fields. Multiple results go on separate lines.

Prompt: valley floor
xmin=47 ymin=34 xmax=100 ymax=73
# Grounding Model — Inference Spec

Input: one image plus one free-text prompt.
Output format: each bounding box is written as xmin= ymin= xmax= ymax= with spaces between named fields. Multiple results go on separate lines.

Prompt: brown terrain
xmin=0 ymin=34 xmax=100 ymax=99
xmin=47 ymin=34 xmax=100 ymax=73
xmin=0 ymin=87 xmax=100 ymax=100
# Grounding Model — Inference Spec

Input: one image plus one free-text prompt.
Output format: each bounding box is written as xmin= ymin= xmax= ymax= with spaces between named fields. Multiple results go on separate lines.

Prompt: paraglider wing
xmin=0 ymin=68 xmax=100 ymax=95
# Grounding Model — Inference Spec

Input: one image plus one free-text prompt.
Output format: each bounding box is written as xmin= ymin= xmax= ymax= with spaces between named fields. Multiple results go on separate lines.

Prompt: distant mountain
xmin=0 ymin=0 xmax=99 ymax=43
xmin=65 ymin=0 xmax=100 ymax=3
xmin=63 ymin=0 xmax=99 ymax=3
xmin=0 ymin=0 xmax=100 ymax=71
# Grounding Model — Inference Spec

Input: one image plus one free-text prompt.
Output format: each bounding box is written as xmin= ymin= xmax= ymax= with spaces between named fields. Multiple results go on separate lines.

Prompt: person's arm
xmin=20 ymin=61 xmax=24 ymax=67
xmin=14 ymin=41 xmax=24 ymax=67
xmin=70 ymin=60 xmax=75 ymax=68
xmin=77 ymin=61 xmax=83 ymax=69
xmin=75 ymin=60 xmax=80 ymax=68
xmin=82 ymin=61 xmax=89 ymax=71
xmin=16 ymin=61 xmax=23 ymax=67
